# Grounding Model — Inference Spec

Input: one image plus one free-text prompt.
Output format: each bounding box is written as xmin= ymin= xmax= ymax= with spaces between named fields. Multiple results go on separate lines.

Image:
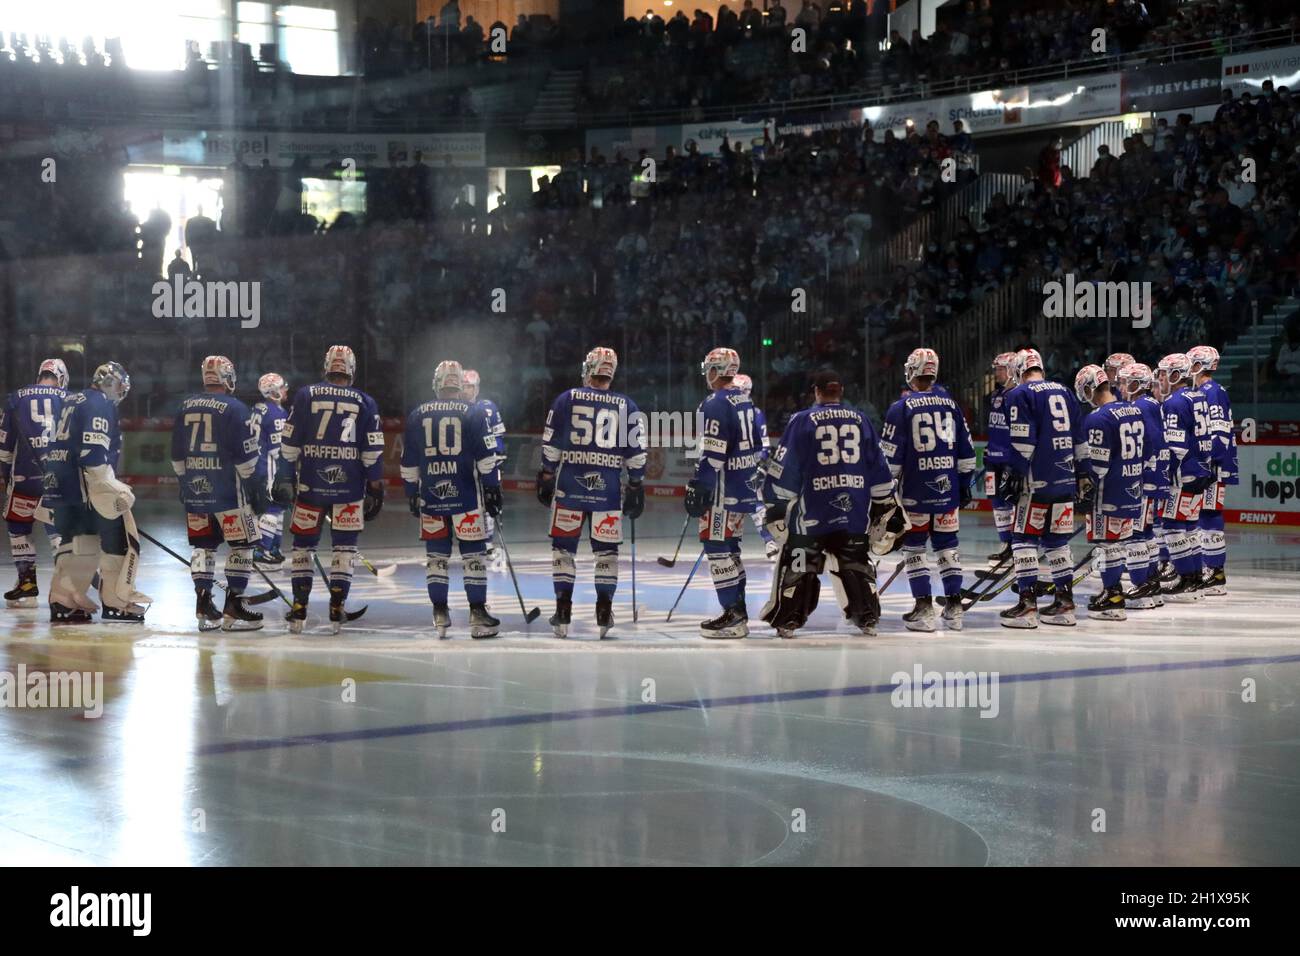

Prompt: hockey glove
xmin=536 ymin=470 xmax=555 ymax=507
xmin=1183 ymin=473 xmax=1212 ymax=495
xmin=272 ymin=467 xmax=296 ymax=506
xmin=1076 ymin=474 xmax=1095 ymax=515
xmin=363 ymin=480 xmax=384 ymax=521
xmin=408 ymin=494 xmax=421 ymax=517
xmin=764 ymin=500 xmax=788 ymax=526
xmin=684 ymin=479 xmax=711 ymax=518
xmin=868 ymin=495 xmax=910 ymax=556
xmin=483 ymin=484 xmax=504 ymax=518
xmin=997 ymin=468 xmax=1025 ymax=502
xmin=85 ymin=464 xmax=135 ymax=519
xmin=244 ymin=478 xmax=271 ymax=516
xmin=622 ymin=479 xmax=645 ymax=519
xmin=959 ymin=474 xmax=974 ymax=509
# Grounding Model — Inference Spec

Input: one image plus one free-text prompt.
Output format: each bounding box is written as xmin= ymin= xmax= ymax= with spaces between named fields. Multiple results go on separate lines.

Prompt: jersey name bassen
xmin=812 ymin=473 xmax=865 ymax=490
xmin=303 ymin=444 xmax=359 ymax=459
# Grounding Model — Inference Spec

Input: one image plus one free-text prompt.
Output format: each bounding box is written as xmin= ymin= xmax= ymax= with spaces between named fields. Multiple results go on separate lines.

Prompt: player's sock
xmin=226 ymin=545 xmax=252 ymax=594
xmin=1099 ymin=543 xmax=1125 ymax=590
xmin=734 ymin=551 xmax=747 ymax=605
xmin=903 ymin=536 xmax=931 ymax=598
xmin=1200 ymin=514 xmax=1226 ymax=571
xmin=191 ymin=547 xmax=217 ymax=592
xmin=1012 ymin=541 xmax=1039 ymax=593
xmin=291 ymin=546 xmax=315 ymax=599
xmin=1126 ymin=539 xmax=1150 ymax=587
xmin=705 ymin=549 xmax=743 ymax=607
xmin=8 ymin=530 xmax=35 ymax=567
xmin=330 ymin=545 xmax=357 ymax=604
xmin=551 ymin=544 xmax=576 ymax=599
xmin=1166 ymin=524 xmax=1199 ymax=576
xmin=462 ymin=547 xmax=487 ymax=605
xmin=936 ymin=547 xmax=962 ymax=598
xmin=425 ymin=550 xmax=450 ymax=605
xmin=1044 ymin=541 xmax=1072 ymax=591
xmin=994 ymin=506 xmax=1013 ymax=545
xmin=593 ymin=548 xmax=618 ymax=601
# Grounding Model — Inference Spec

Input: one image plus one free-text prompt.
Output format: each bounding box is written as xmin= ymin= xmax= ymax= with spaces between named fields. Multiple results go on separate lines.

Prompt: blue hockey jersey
xmin=42 ymin=389 xmax=121 ymax=505
xmin=984 ymin=384 xmax=1011 ymax=467
xmin=251 ymin=399 xmax=287 ymax=489
xmin=881 ymin=390 xmax=976 ymax=512
xmin=765 ymin=402 xmax=893 ymax=535
xmin=473 ymin=398 xmax=506 ymax=461
xmin=170 ymin=393 xmax=262 ymax=512
xmin=693 ymin=386 xmax=764 ymax=510
xmin=541 ymin=386 xmax=647 ymax=511
xmin=1082 ymin=401 xmax=1145 ymax=519
xmin=1198 ymin=377 xmax=1238 ymax=485
xmin=754 ymin=406 xmax=770 ymax=464
xmin=280 ymin=383 xmax=385 ymax=502
xmin=0 ymin=384 xmax=65 ymax=481
xmin=400 ymin=399 xmax=501 ymax=514
xmin=1006 ymin=379 xmax=1082 ymax=499
xmin=1162 ymin=386 xmax=1213 ymax=485
xmin=1134 ymin=394 xmax=1169 ymax=496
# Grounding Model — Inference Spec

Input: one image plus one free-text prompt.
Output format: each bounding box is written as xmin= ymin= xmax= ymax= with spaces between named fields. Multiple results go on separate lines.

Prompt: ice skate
xmin=595 ymin=595 xmax=614 ymax=639
xmin=1201 ymin=567 xmax=1227 ymax=596
xmin=550 ymin=596 xmax=572 ymax=638
xmin=999 ymin=593 xmax=1038 ymax=629
xmin=1086 ymin=585 xmax=1127 ymax=621
xmin=902 ymin=596 xmax=937 ymax=633
xmin=196 ymin=591 xmax=223 ymax=632
xmin=1124 ymin=578 xmax=1163 ymax=610
xmin=433 ymin=603 xmax=451 ymax=639
xmin=101 ymin=603 xmax=146 ymax=623
xmin=940 ymin=596 xmax=963 ymax=631
xmin=1039 ymin=586 xmax=1076 ymax=627
xmin=328 ymin=598 xmax=367 ymax=634
xmin=50 ymin=602 xmax=95 ymax=625
xmin=222 ymin=591 xmax=265 ymax=632
xmin=1162 ymin=572 xmax=1203 ymax=603
xmin=253 ymin=546 xmax=284 ymax=570
xmin=4 ymin=567 xmax=38 ymax=608
xmin=469 ymin=602 xmax=500 ymax=639
xmin=700 ymin=602 xmax=748 ymax=639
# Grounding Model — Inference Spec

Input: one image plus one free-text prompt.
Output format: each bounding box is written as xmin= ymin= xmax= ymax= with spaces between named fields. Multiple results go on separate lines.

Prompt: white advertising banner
xmin=1221 ymin=43 xmax=1300 ymax=96
xmin=680 ymin=118 xmax=774 ymax=155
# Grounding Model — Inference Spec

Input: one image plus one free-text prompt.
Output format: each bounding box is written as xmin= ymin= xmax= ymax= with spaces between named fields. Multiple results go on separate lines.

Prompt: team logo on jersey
xmin=576 ymin=472 xmax=607 ymax=492
xmin=745 ymin=471 xmax=764 ymax=493
xmin=188 ymin=475 xmax=214 ymax=496
xmin=1055 ymin=459 xmax=1077 ymax=474
xmin=830 ymin=492 xmax=854 ymax=512
xmin=430 ymin=479 xmax=458 ymax=500
xmin=1126 ymin=481 xmax=1142 ymax=500
xmin=925 ymin=475 xmax=952 ymax=496
xmin=319 ymin=465 xmax=347 ymax=485
xmin=42 ymin=472 xmax=58 ymax=491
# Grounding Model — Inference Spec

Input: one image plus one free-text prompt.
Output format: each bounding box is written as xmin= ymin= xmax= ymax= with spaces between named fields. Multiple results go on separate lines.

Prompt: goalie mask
xmin=201 ymin=354 xmax=237 ymax=391
xmin=582 ymin=347 xmax=618 ymax=384
xmin=701 ymin=347 xmax=741 ymax=387
xmin=323 ymin=344 xmax=357 ymax=382
xmin=461 ymin=369 xmax=481 ymax=401
xmin=38 ymin=357 xmax=69 ymax=389
xmin=1187 ymin=345 xmax=1220 ymax=376
xmin=1116 ymin=362 xmax=1152 ymax=400
xmin=433 ymin=360 xmax=464 ymax=394
xmin=903 ymin=348 xmax=939 ymax=388
xmin=1157 ymin=352 xmax=1193 ymax=390
xmin=258 ymin=372 xmax=288 ymax=403
xmin=1074 ymin=364 xmax=1109 ymax=407
xmin=91 ymin=362 xmax=131 ymax=404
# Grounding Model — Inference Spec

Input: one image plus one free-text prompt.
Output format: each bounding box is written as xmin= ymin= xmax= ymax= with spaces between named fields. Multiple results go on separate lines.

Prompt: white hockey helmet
xmin=1074 ymin=364 xmax=1109 ymax=406
xmin=904 ymin=347 xmax=939 ymax=386
xmin=433 ymin=360 xmax=464 ymax=394
xmin=91 ymin=361 xmax=131 ymax=404
xmin=201 ymin=354 xmax=237 ymax=391
xmin=323 ymin=344 xmax=357 ymax=381
xmin=1116 ymin=362 xmax=1153 ymax=399
xmin=1103 ymin=351 xmax=1136 ymax=383
xmin=37 ymin=357 xmax=69 ymax=389
xmin=1187 ymin=344 xmax=1220 ymax=375
xmin=1157 ymin=352 xmax=1193 ymax=389
xmin=461 ymin=368 xmax=481 ymax=401
xmin=582 ymin=346 xmax=618 ymax=383
xmin=1012 ymin=348 xmax=1044 ymax=380
xmin=700 ymin=347 xmax=741 ymax=384
xmin=258 ymin=372 xmax=288 ymax=402
xmin=732 ymin=373 xmax=754 ymax=396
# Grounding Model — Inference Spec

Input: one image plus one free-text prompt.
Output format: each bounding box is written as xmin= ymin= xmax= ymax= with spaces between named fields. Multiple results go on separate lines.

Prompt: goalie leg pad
xmin=760 ymin=536 xmax=825 ymax=633
xmin=826 ymin=533 xmax=879 ymax=627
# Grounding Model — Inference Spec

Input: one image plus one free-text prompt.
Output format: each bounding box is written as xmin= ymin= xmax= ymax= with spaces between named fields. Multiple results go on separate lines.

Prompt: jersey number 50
xmin=816 ymin=424 xmax=861 ymax=465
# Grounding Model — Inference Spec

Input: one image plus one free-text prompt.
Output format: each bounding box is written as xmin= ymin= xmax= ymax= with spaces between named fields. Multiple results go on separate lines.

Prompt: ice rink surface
xmin=2 ymin=494 xmax=1298 ymax=866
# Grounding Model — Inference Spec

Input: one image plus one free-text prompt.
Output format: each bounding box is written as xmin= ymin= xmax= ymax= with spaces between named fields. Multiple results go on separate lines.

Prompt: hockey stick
xmin=657 ymin=516 xmax=692 ymax=567
xmin=312 ymin=552 xmax=368 ymax=621
xmin=137 ymin=527 xmax=283 ymax=605
xmin=495 ymin=520 xmax=541 ymax=623
xmin=978 ymin=545 xmax=1097 ymax=603
xmin=323 ymin=513 xmax=396 ymax=576
xmin=630 ymin=517 xmax=639 ymax=623
xmin=877 ymin=558 xmax=906 ymax=596
xmin=960 ymin=523 xmax=1085 ymax=610
xmin=665 ymin=549 xmax=705 ymax=623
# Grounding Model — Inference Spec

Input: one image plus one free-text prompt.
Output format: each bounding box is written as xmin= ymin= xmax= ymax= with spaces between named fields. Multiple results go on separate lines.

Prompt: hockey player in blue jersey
xmin=881 ymin=348 xmax=977 ymax=632
xmin=251 ymin=372 xmax=289 ymax=569
xmin=461 ymin=368 xmax=507 ymax=571
xmin=1156 ymin=352 xmax=1214 ymax=602
xmin=42 ymin=361 xmax=151 ymax=623
xmin=0 ymin=358 xmax=67 ymax=608
xmin=731 ymin=373 xmax=779 ymax=561
xmin=1187 ymin=345 xmax=1234 ymax=596
xmin=999 ymin=348 xmax=1085 ymax=628
xmin=537 ymin=346 xmax=646 ymax=638
xmin=1074 ymin=365 xmax=1146 ymax=621
xmin=276 ymin=345 xmax=386 ymax=634
xmin=983 ymin=351 xmax=1016 ymax=564
xmin=402 ymin=360 xmax=504 ymax=639
xmin=682 ymin=348 xmax=763 ymax=639
xmin=1115 ymin=362 xmax=1168 ymax=609
xmin=762 ymin=370 xmax=898 ymax=639
xmin=1102 ymin=352 xmax=1136 ymax=392
xmin=170 ymin=356 xmax=269 ymax=631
